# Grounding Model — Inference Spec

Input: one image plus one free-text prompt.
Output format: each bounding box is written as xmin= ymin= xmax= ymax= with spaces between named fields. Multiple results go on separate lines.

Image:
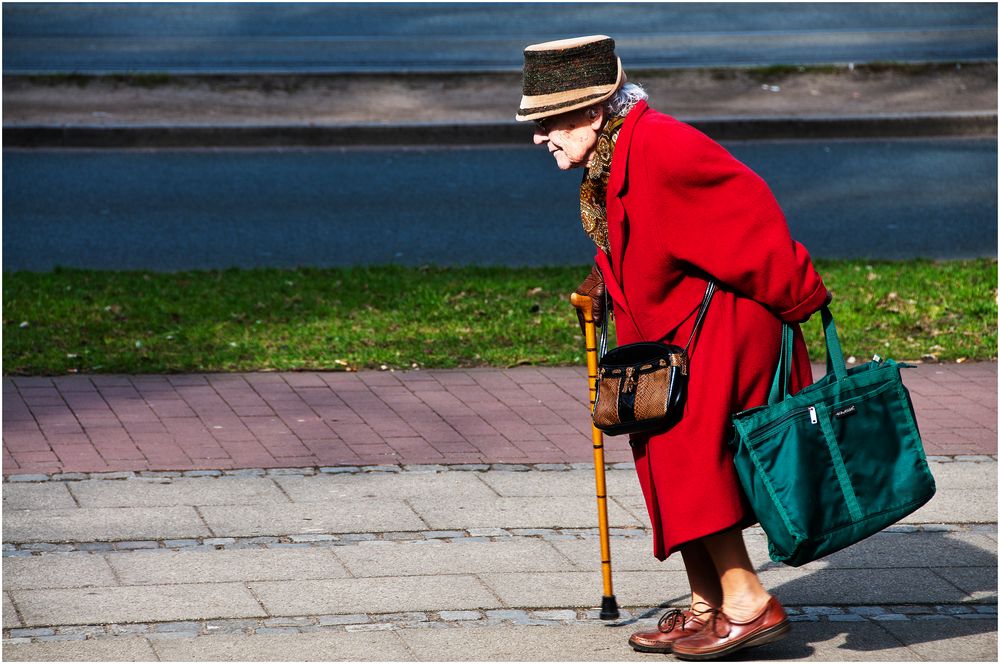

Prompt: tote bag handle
xmin=767 ymin=307 xmax=847 ymax=405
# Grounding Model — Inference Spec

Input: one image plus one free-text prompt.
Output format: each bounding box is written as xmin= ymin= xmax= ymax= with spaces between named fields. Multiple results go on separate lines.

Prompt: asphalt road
xmin=3 ymin=2 xmax=996 ymax=73
xmin=2 ymin=137 xmax=996 ymax=272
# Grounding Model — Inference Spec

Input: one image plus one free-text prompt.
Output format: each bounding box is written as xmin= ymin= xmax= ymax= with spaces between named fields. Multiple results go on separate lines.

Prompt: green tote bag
xmin=730 ymin=308 xmax=936 ymax=567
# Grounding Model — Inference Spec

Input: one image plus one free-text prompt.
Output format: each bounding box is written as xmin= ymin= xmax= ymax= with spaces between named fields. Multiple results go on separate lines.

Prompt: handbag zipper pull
xmin=808 ymin=406 xmax=818 ymax=424
xmin=623 ymin=366 xmax=637 ymax=393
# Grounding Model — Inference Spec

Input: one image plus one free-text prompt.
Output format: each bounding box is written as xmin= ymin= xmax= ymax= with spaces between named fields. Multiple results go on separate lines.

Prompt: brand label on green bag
xmin=834 ymin=405 xmax=858 ymax=419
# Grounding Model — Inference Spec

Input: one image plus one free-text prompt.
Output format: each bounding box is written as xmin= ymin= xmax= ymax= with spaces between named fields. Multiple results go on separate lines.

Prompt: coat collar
xmin=607 ymin=100 xmax=649 ymax=198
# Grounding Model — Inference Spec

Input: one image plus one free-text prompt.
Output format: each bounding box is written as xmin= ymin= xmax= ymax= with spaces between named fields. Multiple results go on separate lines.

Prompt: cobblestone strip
xmin=5 ymin=523 xmax=995 ymax=556
xmin=3 ymin=456 xmax=995 ymax=484
xmin=3 ymin=604 xmax=995 ymax=645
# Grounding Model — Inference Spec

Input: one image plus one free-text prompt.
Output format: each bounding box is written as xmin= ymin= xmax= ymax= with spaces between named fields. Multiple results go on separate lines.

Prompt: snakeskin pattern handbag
xmin=592 ymin=282 xmax=715 ymax=436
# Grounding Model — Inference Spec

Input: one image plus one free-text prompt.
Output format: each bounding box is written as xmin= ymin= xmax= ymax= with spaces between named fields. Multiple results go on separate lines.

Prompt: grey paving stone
xmin=933 ymin=566 xmax=999 ymax=602
xmin=116 ymin=540 xmax=161 ymax=550
xmin=8 ymin=627 xmax=54 ymax=638
xmin=423 ymin=531 xmax=465 ymax=539
xmin=288 ymin=534 xmax=339 ymax=542
xmin=936 ymin=604 xmax=975 ymax=614
xmin=2 ymin=553 xmax=118 ymax=590
xmin=263 ymin=616 xmax=315 ymax=627
xmin=255 ymin=626 xmax=300 ymax=635
xmin=927 ymin=461 xmax=997 ymax=492
xmin=756 ymin=620 xmax=917 ymax=660
xmin=374 ymin=612 xmax=427 ymax=623
xmin=54 ymin=625 xmax=107 ymax=638
xmin=548 ymin=536 xmax=685 ymax=573
xmin=110 ymin=623 xmax=152 ymax=635
xmin=905 ymin=489 xmax=997 ymax=525
xmin=153 ymin=621 xmax=203 ymax=633
xmin=6 ymin=475 xmax=50 ymax=483
xmin=2 ymin=483 xmax=77 ymax=510
xmin=50 ymin=473 xmax=89 ymax=481
xmin=409 ymin=495 xmax=641 ymax=530
xmin=200 ymin=500 xmax=425 ymax=537
xmin=333 ymin=538 xmax=570 ymax=577
xmin=107 ymin=547 xmax=349 ymax=585
xmin=483 ymin=609 xmax=549 ymax=626
xmin=266 ymin=468 xmax=314 ymax=476
xmin=67 ymin=477 xmax=289 ymax=508
xmin=1 ymin=637 xmax=158 ymax=662
xmin=89 ymin=472 xmax=135 ymax=480
xmin=478 ymin=570 xmax=690 ymax=608
xmin=163 ymin=539 xmax=200 ymax=548
xmin=316 ymin=614 xmax=368 ymax=626
xmin=224 ymin=468 xmax=267 ymax=477
xmin=4 ymin=592 xmax=23 ymax=628
xmin=12 ymin=583 xmax=266 ymax=626
xmin=786 ymin=531 xmax=997 ymax=570
xmin=466 ymin=528 xmax=510 ymax=537
xmin=251 ymin=575 xmax=501 ymax=615
xmin=274 ymin=472 xmax=495 ymax=503
xmin=531 ymin=609 xmax=578 ymax=621
xmin=439 ymin=611 xmax=482 ymax=621
xmin=151 ymin=631 xmax=409 ymax=661
xmin=203 ymin=537 xmax=238 ymax=546
xmin=2 ymin=506 xmax=210 ymax=543
xmin=759 ymin=567 xmax=971 ymax=606
xmin=403 ymin=465 xmax=449 ymax=473
xmin=398 ymin=623 xmax=654 ymax=661
xmin=476 ymin=469 xmax=642 ymax=498
xmin=877 ymin=614 xmax=998 ymax=660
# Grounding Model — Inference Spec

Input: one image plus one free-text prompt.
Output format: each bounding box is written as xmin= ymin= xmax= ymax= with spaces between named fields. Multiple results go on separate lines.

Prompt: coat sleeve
xmin=641 ymin=120 xmax=828 ymax=323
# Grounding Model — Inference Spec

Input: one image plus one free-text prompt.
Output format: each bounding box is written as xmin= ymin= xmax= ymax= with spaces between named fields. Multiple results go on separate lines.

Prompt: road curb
xmin=4 ymin=112 xmax=996 ymax=148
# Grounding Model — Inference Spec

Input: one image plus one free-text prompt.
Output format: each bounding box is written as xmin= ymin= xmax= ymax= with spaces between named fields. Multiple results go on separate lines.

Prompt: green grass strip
xmin=3 ymin=259 xmax=995 ymax=376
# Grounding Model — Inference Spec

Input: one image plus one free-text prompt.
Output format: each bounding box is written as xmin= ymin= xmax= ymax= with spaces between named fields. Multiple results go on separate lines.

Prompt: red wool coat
xmin=594 ymin=101 xmax=829 ymax=560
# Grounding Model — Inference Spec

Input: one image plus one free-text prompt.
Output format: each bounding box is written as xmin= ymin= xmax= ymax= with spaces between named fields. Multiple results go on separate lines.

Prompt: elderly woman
xmin=517 ymin=36 xmax=831 ymax=660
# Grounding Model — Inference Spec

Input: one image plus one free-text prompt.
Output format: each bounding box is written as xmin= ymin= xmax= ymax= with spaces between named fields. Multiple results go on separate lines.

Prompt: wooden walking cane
xmin=570 ymin=292 xmax=620 ymax=620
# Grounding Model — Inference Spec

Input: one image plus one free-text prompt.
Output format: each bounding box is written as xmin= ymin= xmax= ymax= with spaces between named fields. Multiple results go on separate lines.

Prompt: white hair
xmin=603 ymin=82 xmax=649 ymax=117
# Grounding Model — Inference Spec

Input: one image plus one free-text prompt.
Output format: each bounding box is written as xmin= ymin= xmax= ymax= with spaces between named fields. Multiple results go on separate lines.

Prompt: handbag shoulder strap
xmin=683 ymin=281 xmax=717 ymax=354
xmin=598 ymin=280 xmax=716 ymax=360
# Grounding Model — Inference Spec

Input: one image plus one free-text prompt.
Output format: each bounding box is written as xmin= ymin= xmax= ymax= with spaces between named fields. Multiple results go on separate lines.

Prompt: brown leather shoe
xmin=628 ymin=607 xmax=710 ymax=654
xmin=671 ymin=596 xmax=790 ymax=661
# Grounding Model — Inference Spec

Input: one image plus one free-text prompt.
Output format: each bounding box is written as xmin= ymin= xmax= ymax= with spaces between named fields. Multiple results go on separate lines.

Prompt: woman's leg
xmin=700 ymin=527 xmax=771 ymax=620
xmin=680 ymin=540 xmax=723 ymax=611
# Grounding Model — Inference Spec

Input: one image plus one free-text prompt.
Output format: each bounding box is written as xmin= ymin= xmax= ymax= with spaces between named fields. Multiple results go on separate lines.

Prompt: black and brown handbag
xmin=592 ymin=282 xmax=716 ymax=436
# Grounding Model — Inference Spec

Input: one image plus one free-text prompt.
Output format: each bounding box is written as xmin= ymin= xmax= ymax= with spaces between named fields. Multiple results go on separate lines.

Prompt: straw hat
xmin=516 ymin=35 xmax=624 ymax=122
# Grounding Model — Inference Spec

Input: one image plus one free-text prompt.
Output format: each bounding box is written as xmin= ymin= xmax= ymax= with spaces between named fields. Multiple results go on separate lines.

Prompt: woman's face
xmin=533 ymin=106 xmax=604 ymax=171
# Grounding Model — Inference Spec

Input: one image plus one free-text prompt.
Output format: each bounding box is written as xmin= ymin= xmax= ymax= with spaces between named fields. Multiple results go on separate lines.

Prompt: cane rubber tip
xmin=600 ymin=595 xmax=620 ymax=620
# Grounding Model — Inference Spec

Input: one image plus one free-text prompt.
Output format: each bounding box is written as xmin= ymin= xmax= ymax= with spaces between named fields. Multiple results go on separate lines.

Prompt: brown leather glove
xmin=575 ymin=264 xmax=610 ymax=334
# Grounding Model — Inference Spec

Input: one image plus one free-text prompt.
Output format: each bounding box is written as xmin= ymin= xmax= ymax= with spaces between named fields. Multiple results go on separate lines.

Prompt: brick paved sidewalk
xmin=3 ymin=363 xmax=996 ymax=476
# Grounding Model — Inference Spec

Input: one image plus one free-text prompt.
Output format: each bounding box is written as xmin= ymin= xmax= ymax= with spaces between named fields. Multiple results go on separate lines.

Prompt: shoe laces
xmin=657 ymin=601 xmax=715 ymax=633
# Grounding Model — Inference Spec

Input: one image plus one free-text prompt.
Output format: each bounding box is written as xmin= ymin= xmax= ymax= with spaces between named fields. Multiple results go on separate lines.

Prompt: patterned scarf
xmin=579 ymin=114 xmax=627 ymax=254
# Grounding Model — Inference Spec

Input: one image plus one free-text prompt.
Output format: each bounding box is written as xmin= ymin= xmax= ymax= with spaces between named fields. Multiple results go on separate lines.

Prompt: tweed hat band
xmin=516 ymin=35 xmax=624 ymax=121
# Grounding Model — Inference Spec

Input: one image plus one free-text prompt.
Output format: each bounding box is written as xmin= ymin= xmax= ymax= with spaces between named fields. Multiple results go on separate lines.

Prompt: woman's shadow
xmin=611 ymin=528 xmax=997 ymax=660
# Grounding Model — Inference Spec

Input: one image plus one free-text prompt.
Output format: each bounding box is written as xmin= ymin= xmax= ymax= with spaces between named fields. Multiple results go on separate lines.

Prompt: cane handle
xmin=570 ymin=292 xmax=593 ymax=317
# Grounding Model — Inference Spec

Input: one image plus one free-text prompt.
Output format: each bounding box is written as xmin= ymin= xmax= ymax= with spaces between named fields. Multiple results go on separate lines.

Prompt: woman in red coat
xmin=517 ymin=36 xmax=831 ymax=660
